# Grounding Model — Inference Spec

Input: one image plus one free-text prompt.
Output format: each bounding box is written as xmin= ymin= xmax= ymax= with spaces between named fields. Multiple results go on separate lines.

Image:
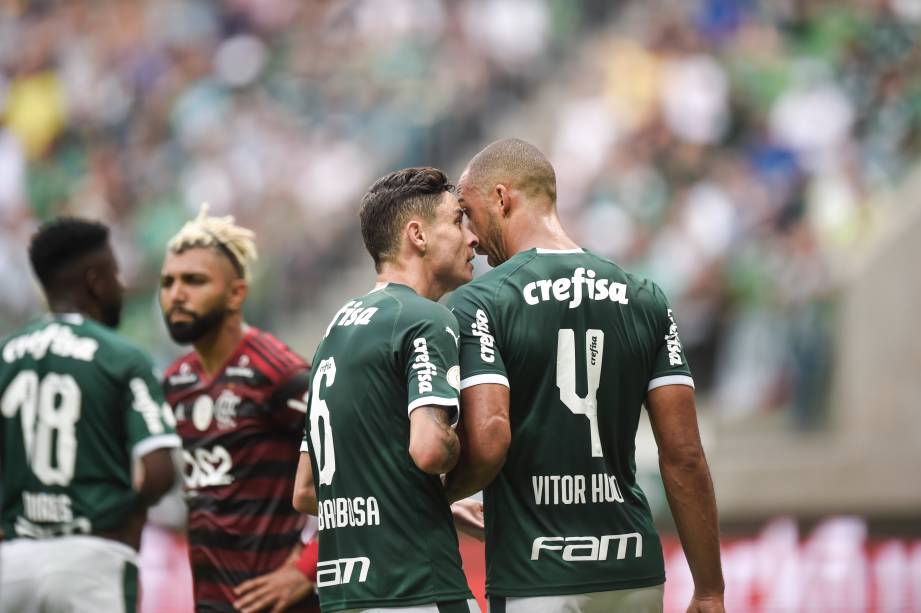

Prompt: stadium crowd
xmin=1 ymin=0 xmax=920 ymax=429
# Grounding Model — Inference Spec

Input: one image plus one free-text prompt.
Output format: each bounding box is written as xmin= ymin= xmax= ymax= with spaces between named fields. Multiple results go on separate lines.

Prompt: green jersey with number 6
xmin=448 ymin=248 xmax=694 ymax=597
xmin=301 ymin=283 xmax=473 ymax=612
xmin=0 ymin=315 xmax=180 ymax=540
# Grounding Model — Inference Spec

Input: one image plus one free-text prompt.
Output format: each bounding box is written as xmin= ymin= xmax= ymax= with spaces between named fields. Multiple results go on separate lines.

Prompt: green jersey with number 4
xmin=302 ymin=283 xmax=473 ymax=612
xmin=448 ymin=248 xmax=694 ymax=597
xmin=0 ymin=315 xmax=179 ymax=540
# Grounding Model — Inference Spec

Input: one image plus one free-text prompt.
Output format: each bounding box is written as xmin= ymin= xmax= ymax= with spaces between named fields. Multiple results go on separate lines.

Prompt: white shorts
xmin=489 ymin=584 xmax=664 ymax=613
xmin=0 ymin=535 xmax=139 ymax=613
xmin=340 ymin=598 xmax=480 ymax=613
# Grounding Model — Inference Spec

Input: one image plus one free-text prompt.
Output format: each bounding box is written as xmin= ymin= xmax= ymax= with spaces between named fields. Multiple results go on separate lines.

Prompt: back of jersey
xmin=303 ymin=284 xmax=472 ymax=612
xmin=0 ymin=315 xmax=178 ymax=539
xmin=449 ymin=248 xmax=693 ymax=597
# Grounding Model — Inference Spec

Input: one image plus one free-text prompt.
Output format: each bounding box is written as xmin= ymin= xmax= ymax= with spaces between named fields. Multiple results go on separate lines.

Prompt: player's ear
xmin=495 ymin=184 xmax=512 ymax=218
xmin=227 ymin=278 xmax=248 ymax=311
xmin=405 ymin=219 xmax=427 ymax=256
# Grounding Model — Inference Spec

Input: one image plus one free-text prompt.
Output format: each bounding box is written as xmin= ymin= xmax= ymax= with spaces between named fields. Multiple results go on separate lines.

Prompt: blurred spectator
xmin=1 ymin=0 xmax=920 ymax=428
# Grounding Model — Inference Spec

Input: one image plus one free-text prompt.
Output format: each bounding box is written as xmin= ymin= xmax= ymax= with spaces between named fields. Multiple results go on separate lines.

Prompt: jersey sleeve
xmin=397 ymin=303 xmax=462 ymax=426
xmin=447 ymin=285 xmax=510 ymax=391
xmin=268 ymin=366 xmax=311 ymax=436
xmin=647 ymin=283 xmax=694 ymax=391
xmin=122 ymin=349 xmax=181 ymax=459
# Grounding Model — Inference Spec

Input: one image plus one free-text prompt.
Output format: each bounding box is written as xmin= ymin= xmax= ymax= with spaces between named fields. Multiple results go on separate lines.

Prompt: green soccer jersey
xmin=0 ymin=314 xmax=180 ymax=540
xmin=301 ymin=283 xmax=473 ymax=612
xmin=448 ymin=248 xmax=694 ymax=597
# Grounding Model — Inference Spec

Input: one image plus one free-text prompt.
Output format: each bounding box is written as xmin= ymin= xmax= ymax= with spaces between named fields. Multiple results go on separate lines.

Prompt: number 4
xmin=556 ymin=329 xmax=604 ymax=457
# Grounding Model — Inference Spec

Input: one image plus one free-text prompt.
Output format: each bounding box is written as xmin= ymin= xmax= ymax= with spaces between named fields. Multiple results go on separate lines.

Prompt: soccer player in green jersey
xmin=444 ymin=139 xmax=725 ymax=613
xmin=0 ymin=218 xmax=179 ymax=613
xmin=293 ymin=167 xmax=481 ymax=613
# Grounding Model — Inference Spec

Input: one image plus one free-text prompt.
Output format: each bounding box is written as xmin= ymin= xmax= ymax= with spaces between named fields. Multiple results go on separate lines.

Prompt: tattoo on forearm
xmin=424 ymin=406 xmax=459 ymax=467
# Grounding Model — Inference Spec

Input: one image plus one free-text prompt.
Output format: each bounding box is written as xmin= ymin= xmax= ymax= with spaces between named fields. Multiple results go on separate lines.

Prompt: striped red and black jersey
xmin=163 ymin=327 xmax=312 ymax=612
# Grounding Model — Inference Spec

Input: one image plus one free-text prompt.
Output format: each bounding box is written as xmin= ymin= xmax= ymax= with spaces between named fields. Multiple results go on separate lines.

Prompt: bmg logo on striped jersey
xmin=531 ymin=533 xmax=643 ymax=562
xmin=522 ymin=267 xmax=629 ymax=309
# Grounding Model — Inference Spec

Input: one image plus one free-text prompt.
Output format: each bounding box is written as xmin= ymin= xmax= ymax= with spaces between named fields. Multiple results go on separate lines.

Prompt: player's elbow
xmin=410 ymin=431 xmax=460 ymax=475
xmin=659 ymin=441 xmax=708 ymax=474
xmin=292 ymin=486 xmax=316 ymax=515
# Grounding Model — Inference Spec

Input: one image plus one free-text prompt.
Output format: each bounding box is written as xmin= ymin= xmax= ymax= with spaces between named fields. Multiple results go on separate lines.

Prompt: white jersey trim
xmin=647 ymin=374 xmax=695 ymax=391
xmin=132 ymin=434 xmax=181 ymax=459
xmin=535 ymin=248 xmax=584 ymax=254
xmin=300 ymin=440 xmax=309 ymax=452
xmin=460 ymin=373 xmax=510 ymax=390
xmin=407 ymin=396 xmax=458 ymax=415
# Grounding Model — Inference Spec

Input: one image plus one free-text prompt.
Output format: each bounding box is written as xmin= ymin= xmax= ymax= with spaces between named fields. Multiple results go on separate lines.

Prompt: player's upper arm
xmin=269 ymin=367 xmax=311 ymax=434
xmin=122 ymin=347 xmax=181 ymax=460
xmin=458 ymin=382 xmax=510 ymax=468
xmin=293 ymin=451 xmax=317 ymax=514
xmin=136 ymin=446 xmax=177 ymax=507
xmin=646 ymin=384 xmax=705 ymax=467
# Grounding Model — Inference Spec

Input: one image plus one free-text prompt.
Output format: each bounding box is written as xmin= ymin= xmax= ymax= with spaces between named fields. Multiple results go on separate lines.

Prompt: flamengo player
xmin=0 ymin=219 xmax=178 ymax=613
xmin=293 ymin=168 xmax=481 ymax=612
xmin=160 ymin=208 xmax=317 ymax=613
xmin=446 ymin=140 xmax=724 ymax=612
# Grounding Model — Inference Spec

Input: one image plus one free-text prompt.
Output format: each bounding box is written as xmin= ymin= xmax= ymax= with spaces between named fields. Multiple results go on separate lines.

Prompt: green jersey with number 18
xmin=448 ymin=248 xmax=694 ymax=597
xmin=301 ymin=283 xmax=473 ymax=612
xmin=0 ymin=315 xmax=180 ymax=540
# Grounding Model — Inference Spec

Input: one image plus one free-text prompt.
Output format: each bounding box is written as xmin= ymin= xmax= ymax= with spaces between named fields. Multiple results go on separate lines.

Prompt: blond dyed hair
xmin=167 ymin=204 xmax=258 ymax=280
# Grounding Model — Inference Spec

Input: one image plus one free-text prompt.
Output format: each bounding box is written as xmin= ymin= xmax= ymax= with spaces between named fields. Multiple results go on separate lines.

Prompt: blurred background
xmin=1 ymin=0 xmax=920 ymax=610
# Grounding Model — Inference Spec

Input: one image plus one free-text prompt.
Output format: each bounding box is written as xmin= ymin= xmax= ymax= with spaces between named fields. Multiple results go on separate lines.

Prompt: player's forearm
xmin=444 ymin=445 xmax=505 ymax=502
xmin=660 ymin=452 xmax=724 ymax=598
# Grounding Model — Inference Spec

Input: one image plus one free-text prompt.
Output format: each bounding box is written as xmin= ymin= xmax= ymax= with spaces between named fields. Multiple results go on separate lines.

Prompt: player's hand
xmin=451 ymin=498 xmax=485 ymax=541
xmin=233 ymin=562 xmax=313 ymax=613
xmin=686 ymin=594 xmax=725 ymax=613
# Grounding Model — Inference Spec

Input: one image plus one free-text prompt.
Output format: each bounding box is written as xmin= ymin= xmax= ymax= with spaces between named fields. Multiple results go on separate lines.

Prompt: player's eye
xmin=160 ymin=277 xmax=173 ymax=288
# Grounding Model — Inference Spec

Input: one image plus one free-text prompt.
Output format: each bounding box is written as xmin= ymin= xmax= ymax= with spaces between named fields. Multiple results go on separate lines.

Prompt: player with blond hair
xmin=160 ymin=206 xmax=318 ymax=613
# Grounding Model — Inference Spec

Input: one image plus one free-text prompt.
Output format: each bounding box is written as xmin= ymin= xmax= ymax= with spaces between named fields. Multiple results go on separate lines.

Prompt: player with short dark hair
xmin=160 ymin=207 xmax=317 ymax=613
xmin=445 ymin=139 xmax=725 ymax=613
xmin=293 ymin=167 xmax=481 ymax=612
xmin=1 ymin=217 xmax=179 ymax=613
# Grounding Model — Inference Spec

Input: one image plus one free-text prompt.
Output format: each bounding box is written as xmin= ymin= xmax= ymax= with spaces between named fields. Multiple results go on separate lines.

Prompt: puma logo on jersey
xmin=523 ymin=267 xmax=628 ymax=309
xmin=3 ymin=324 xmax=98 ymax=363
xmin=412 ymin=338 xmax=437 ymax=394
xmin=444 ymin=326 xmax=460 ymax=347
xmin=665 ymin=309 xmax=684 ymax=366
xmin=531 ymin=533 xmax=642 ymax=561
xmin=471 ymin=310 xmax=495 ymax=364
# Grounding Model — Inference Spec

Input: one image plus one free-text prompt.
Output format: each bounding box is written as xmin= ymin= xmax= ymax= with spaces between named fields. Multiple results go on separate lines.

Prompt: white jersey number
xmin=556 ymin=329 xmax=604 ymax=457
xmin=309 ymin=357 xmax=337 ymax=485
xmin=2 ymin=370 xmax=82 ymax=485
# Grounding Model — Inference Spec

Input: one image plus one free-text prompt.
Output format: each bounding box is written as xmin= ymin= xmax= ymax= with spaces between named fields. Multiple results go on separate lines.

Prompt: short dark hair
xmin=28 ymin=218 xmax=110 ymax=287
xmin=465 ymin=138 xmax=556 ymax=203
xmin=359 ymin=167 xmax=454 ymax=270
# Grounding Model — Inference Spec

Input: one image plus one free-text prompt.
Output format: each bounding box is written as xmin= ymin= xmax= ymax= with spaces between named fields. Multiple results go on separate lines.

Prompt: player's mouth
xmin=168 ymin=308 xmax=197 ymax=323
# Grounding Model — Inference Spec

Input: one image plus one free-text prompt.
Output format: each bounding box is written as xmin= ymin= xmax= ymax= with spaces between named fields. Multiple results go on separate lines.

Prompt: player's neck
xmin=506 ymin=211 xmax=579 ymax=256
xmin=376 ymin=262 xmax=446 ymax=302
xmin=47 ymin=295 xmax=100 ymax=324
xmin=193 ymin=316 xmax=247 ymax=377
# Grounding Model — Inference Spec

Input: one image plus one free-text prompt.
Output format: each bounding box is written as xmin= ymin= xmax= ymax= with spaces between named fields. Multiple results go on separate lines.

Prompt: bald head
xmin=463 ymin=138 xmax=556 ymax=207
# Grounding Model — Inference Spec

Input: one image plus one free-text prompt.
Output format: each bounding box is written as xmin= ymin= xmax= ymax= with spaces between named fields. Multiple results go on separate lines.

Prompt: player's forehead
xmin=161 ymin=246 xmax=226 ymax=276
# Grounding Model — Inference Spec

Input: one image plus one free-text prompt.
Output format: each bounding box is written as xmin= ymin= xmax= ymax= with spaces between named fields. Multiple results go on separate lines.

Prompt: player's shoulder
xmin=242 ymin=327 xmax=308 ymax=380
xmin=385 ymin=285 xmax=456 ymax=328
xmin=70 ymin=316 xmax=155 ymax=367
